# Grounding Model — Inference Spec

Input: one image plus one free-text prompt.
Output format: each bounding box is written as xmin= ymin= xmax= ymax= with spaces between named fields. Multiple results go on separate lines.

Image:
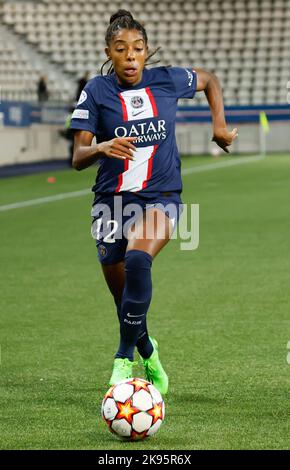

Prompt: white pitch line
xmin=0 ymin=155 xmax=264 ymax=213
xmin=0 ymin=188 xmax=91 ymax=212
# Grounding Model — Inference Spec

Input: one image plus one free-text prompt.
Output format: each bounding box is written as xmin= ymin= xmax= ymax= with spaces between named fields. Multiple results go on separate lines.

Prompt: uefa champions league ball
xmin=101 ymin=378 xmax=165 ymax=440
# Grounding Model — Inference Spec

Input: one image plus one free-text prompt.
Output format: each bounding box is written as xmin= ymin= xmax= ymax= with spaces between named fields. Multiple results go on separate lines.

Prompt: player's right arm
xmin=72 ymin=131 xmax=136 ymax=171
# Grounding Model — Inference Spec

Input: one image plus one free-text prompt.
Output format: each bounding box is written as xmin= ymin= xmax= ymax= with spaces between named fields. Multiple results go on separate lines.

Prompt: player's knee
xmin=125 ymin=249 xmax=152 ymax=272
xmin=124 ymin=250 xmax=152 ymax=300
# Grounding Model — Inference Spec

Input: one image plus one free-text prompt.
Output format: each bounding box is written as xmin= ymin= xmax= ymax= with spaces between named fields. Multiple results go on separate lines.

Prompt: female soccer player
xmin=71 ymin=10 xmax=237 ymax=395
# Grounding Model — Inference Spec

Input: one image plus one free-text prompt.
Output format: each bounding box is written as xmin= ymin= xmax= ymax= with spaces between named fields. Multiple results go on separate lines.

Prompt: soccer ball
xmin=210 ymin=144 xmax=222 ymax=157
xmin=101 ymin=378 xmax=165 ymax=441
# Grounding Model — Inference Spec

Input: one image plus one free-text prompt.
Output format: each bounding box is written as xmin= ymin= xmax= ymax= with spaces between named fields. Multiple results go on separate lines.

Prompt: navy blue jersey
xmin=70 ymin=66 xmax=197 ymax=196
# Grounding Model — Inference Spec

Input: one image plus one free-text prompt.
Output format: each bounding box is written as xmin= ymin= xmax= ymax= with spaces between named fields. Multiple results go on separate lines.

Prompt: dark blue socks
xmin=115 ymin=299 xmax=153 ymax=360
xmin=115 ymin=250 xmax=154 ymax=361
xmin=136 ymin=325 xmax=154 ymax=359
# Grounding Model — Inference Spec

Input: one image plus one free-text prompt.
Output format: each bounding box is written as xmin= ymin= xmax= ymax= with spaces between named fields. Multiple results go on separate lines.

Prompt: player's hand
xmin=97 ymin=137 xmax=136 ymax=161
xmin=212 ymin=127 xmax=238 ymax=153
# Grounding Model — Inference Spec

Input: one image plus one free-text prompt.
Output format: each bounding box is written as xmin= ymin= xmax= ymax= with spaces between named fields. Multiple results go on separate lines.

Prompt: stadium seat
xmin=0 ymin=0 xmax=289 ymax=104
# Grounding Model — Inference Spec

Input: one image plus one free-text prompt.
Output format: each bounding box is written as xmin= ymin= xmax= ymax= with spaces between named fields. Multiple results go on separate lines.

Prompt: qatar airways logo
xmin=114 ymin=119 xmax=167 ymax=143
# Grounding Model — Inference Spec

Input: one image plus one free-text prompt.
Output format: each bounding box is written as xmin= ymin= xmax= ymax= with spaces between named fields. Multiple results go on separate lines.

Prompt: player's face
xmin=106 ymin=29 xmax=148 ymax=86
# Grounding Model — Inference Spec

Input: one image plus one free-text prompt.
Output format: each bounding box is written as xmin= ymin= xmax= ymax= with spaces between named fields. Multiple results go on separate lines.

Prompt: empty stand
xmin=0 ymin=0 xmax=289 ymax=105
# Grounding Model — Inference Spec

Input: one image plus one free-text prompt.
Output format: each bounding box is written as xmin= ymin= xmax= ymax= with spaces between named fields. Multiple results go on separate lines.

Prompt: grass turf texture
xmin=0 ymin=154 xmax=289 ymax=450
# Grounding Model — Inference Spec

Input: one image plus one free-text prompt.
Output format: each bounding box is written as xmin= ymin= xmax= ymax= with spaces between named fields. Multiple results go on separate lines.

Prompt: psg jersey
xmin=70 ymin=66 xmax=197 ymax=196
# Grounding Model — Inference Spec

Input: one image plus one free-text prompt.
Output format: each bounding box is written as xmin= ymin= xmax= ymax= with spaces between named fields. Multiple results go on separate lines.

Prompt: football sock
xmin=136 ymin=326 xmax=154 ymax=359
xmin=115 ymin=250 xmax=153 ymax=361
xmin=114 ymin=301 xmax=153 ymax=359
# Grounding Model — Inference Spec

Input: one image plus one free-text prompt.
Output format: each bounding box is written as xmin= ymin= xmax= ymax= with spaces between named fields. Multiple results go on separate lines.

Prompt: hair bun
xmin=110 ymin=9 xmax=134 ymax=24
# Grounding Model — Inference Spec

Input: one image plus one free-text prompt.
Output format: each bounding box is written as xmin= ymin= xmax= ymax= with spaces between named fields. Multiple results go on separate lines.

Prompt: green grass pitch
xmin=0 ymin=154 xmax=290 ymax=450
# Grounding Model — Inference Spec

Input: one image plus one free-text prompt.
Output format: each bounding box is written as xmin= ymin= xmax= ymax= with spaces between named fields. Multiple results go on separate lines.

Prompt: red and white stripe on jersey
xmin=116 ymin=145 xmax=158 ymax=192
xmin=119 ymin=87 xmax=158 ymax=122
xmin=116 ymin=87 xmax=158 ymax=192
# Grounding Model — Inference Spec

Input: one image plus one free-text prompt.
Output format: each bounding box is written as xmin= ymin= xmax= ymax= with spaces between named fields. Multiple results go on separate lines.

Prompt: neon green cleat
xmin=140 ymin=337 xmax=169 ymax=395
xmin=109 ymin=358 xmax=137 ymax=386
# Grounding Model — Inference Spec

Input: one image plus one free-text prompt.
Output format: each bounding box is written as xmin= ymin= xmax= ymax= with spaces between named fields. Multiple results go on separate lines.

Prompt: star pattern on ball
xmin=130 ymin=378 xmax=150 ymax=392
xmin=147 ymin=402 xmax=163 ymax=425
xmin=115 ymin=399 xmax=140 ymax=425
xmin=104 ymin=386 xmax=114 ymax=400
xmin=131 ymin=430 xmax=148 ymax=441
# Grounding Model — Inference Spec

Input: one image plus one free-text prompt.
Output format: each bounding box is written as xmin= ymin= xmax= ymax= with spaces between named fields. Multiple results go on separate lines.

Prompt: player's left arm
xmin=194 ymin=68 xmax=238 ymax=153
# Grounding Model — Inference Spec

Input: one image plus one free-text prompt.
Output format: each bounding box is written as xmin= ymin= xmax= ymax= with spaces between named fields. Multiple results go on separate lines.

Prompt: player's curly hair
xmin=101 ymin=9 xmax=161 ymax=76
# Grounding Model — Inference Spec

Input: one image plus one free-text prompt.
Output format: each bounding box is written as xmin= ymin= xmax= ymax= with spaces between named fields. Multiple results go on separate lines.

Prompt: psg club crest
xmin=131 ymin=96 xmax=144 ymax=109
xmin=98 ymin=245 xmax=107 ymax=257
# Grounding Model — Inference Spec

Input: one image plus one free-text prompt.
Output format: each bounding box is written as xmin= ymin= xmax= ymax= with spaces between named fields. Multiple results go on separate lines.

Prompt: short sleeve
xmin=167 ymin=67 xmax=197 ymax=99
xmin=70 ymin=82 xmax=98 ymax=135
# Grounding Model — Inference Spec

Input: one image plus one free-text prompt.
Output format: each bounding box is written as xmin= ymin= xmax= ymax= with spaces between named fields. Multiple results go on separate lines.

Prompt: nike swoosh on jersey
xmin=127 ymin=313 xmax=145 ymax=318
xmin=132 ymin=109 xmax=147 ymax=117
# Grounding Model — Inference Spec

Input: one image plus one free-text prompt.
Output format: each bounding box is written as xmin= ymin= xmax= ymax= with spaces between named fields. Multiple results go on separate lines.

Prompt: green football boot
xmin=109 ymin=358 xmax=137 ymax=386
xmin=140 ymin=337 xmax=169 ymax=395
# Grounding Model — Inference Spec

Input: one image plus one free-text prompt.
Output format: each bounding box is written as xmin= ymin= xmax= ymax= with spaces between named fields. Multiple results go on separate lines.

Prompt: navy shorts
xmin=91 ymin=191 xmax=183 ymax=265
